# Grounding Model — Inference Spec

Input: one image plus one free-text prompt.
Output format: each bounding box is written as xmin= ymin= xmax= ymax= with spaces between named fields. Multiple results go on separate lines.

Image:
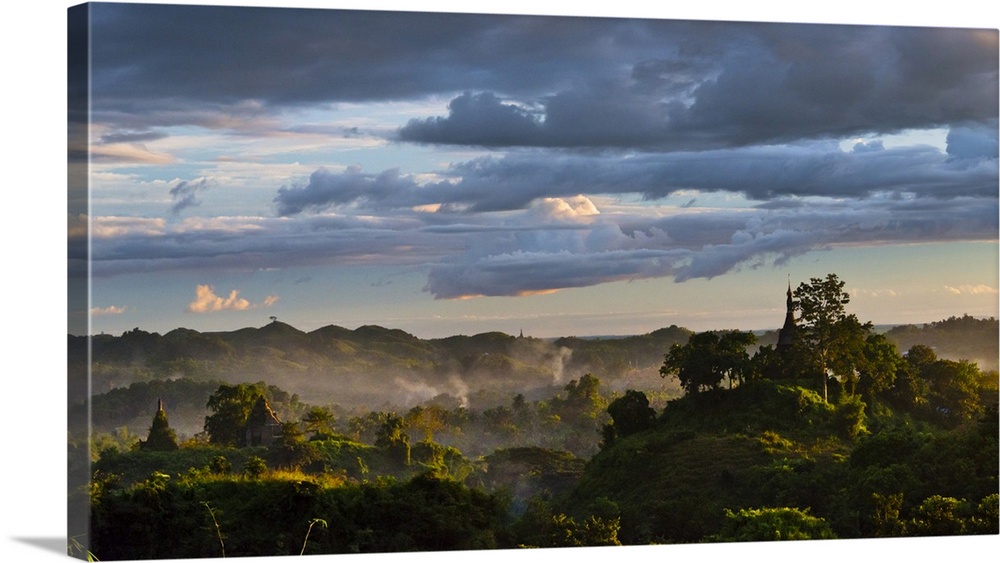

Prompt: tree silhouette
xmin=660 ymin=331 xmax=757 ymax=394
xmin=793 ymin=274 xmax=872 ymax=402
xmin=204 ymin=383 xmax=267 ymax=446
xmin=602 ymin=390 xmax=656 ymax=447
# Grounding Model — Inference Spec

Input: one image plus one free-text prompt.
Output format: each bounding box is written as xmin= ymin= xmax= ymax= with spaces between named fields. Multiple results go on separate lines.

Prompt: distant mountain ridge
xmin=72 ymin=315 xmax=997 ymax=412
xmin=74 ymin=321 xmax=697 ymax=408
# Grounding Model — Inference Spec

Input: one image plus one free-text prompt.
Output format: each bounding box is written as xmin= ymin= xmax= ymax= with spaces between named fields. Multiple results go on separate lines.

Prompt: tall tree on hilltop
xmin=793 ymin=274 xmax=872 ymax=402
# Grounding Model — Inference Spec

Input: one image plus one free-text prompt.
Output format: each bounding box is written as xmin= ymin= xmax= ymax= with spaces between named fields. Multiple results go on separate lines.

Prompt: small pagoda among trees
xmin=776 ymin=281 xmax=797 ymax=354
xmin=140 ymin=399 xmax=179 ymax=451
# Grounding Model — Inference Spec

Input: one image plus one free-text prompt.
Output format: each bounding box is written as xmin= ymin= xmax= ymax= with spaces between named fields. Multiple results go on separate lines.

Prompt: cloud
xmin=87 ymin=6 xmax=642 ymax=116
xmin=528 ymin=196 xmax=600 ymax=222
xmin=274 ymin=166 xmax=423 ymax=216
xmin=185 ymin=286 xmax=279 ymax=313
xmin=88 ymin=6 xmax=997 ymax=151
xmin=946 ymin=122 xmax=999 ymax=159
xmin=89 ymin=217 xmax=167 ymax=239
xmin=187 ymin=285 xmax=251 ymax=313
xmin=169 ymin=177 xmax=212 ymax=215
xmin=87 ymin=173 xmax=997 ymax=300
xmin=400 ymin=92 xmax=543 ymax=147
xmin=98 ymin=130 xmax=168 ymax=144
xmin=91 ymin=305 xmax=126 ymax=316
xmin=422 ymin=194 xmax=998 ymax=299
xmin=399 ymin=26 xmax=998 ymax=150
xmin=88 ymin=143 xmax=176 ymax=165
xmin=945 ymin=284 xmax=999 ymax=295
xmin=276 ymin=139 xmax=996 ymax=217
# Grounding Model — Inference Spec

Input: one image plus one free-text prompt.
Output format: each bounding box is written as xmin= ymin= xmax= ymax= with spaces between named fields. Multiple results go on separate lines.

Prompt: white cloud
xmin=187 ymin=285 xmax=252 ymax=313
xmin=529 ymin=195 xmax=600 ymax=221
xmin=90 ymin=217 xmax=167 ymax=238
xmin=89 ymin=142 xmax=177 ymax=165
xmin=944 ymin=284 xmax=998 ymax=295
xmin=174 ymin=216 xmax=268 ymax=233
xmin=186 ymin=285 xmax=281 ymax=313
xmin=91 ymin=305 xmax=126 ymax=315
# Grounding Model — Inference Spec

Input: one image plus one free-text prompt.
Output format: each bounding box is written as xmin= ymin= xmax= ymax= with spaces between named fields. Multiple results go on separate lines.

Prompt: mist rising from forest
xmin=76 ymin=314 xmax=996 ymax=452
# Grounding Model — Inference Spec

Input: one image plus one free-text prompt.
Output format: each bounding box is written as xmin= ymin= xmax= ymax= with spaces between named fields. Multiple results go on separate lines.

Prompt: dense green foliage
xmin=712 ymin=507 xmax=837 ymax=541
xmin=76 ymin=291 xmax=998 ymax=559
xmin=660 ymin=330 xmax=756 ymax=393
xmin=91 ymin=471 xmax=510 ymax=559
xmin=559 ymin=378 xmax=996 ymax=544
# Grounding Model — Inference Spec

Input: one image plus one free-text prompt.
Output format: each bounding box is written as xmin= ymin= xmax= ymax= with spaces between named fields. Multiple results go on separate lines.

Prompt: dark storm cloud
xmin=275 ymin=135 xmax=998 ymax=216
xmin=398 ymin=92 xmax=543 ymax=147
xmin=399 ymin=25 xmax=998 ymax=149
xmin=90 ymin=3 xmax=997 ymax=149
xmin=88 ymin=5 xmax=654 ymax=118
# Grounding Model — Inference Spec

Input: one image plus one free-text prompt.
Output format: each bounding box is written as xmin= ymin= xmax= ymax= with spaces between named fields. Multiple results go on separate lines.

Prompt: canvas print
xmin=67 ymin=2 xmax=999 ymax=560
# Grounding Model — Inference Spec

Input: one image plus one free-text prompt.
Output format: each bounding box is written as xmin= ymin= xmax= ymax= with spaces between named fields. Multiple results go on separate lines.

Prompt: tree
xmin=244 ymin=455 xmax=267 ymax=478
xmin=602 ymin=390 xmax=656 ymax=447
xmin=660 ymin=331 xmax=757 ymax=394
xmin=515 ymin=499 xmax=621 ymax=547
xmin=141 ymin=400 xmax=178 ymax=451
xmin=856 ymin=333 xmax=903 ymax=402
xmin=553 ymin=374 xmax=607 ymax=426
xmin=793 ymin=274 xmax=872 ymax=402
xmin=204 ymin=383 xmax=267 ymax=446
xmin=713 ymin=507 xmax=836 ymax=541
xmin=909 ymin=496 xmax=968 ymax=536
xmin=208 ymin=455 xmax=232 ymax=475
xmin=269 ymin=421 xmax=315 ymax=469
xmin=406 ymin=405 xmax=448 ymax=442
xmin=901 ymin=344 xmax=993 ymax=424
xmin=919 ymin=358 xmax=991 ymax=425
xmin=301 ymin=406 xmax=336 ymax=438
xmin=375 ymin=413 xmax=411 ymax=466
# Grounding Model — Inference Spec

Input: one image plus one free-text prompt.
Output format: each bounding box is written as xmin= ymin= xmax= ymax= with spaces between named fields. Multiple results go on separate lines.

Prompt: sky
xmin=69 ymin=1 xmax=999 ymax=339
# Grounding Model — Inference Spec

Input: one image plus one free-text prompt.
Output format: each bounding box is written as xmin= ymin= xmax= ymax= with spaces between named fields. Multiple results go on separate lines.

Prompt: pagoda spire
xmin=777 ymin=278 xmax=797 ymax=352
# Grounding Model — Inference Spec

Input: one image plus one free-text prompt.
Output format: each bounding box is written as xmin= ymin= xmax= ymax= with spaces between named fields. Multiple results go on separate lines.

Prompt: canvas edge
xmin=67 ymin=2 xmax=93 ymax=560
